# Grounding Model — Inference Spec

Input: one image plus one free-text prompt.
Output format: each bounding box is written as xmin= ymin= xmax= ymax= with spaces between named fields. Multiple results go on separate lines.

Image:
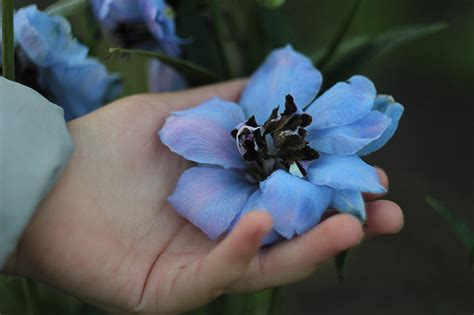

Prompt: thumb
xmin=170 ymin=211 xmax=272 ymax=311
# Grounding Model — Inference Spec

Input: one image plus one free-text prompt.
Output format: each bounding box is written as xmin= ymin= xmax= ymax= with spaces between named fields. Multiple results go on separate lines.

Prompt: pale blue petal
xmin=38 ymin=59 xmax=122 ymax=121
xmin=308 ymin=111 xmax=391 ymax=155
xmin=91 ymin=0 xmax=142 ymax=30
xmin=168 ymin=167 xmax=255 ymax=240
xmin=139 ymin=0 xmax=181 ymax=56
xmin=148 ymin=59 xmax=187 ymax=92
xmin=159 ymin=97 xmax=246 ymax=169
xmin=229 ymin=190 xmax=283 ymax=245
xmin=260 ymin=170 xmax=332 ymax=239
xmin=306 ymin=75 xmax=376 ymax=130
xmin=239 ymin=45 xmax=322 ymax=122
xmin=358 ymin=95 xmax=404 ymax=156
xmin=14 ymin=5 xmax=88 ymax=67
xmin=331 ymin=189 xmax=366 ymax=221
xmin=308 ymin=154 xmax=385 ymax=193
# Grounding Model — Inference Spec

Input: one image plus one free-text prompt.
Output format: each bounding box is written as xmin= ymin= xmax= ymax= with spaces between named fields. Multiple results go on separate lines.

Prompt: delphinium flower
xmin=91 ymin=0 xmax=186 ymax=92
xmin=1 ymin=5 xmax=121 ymax=121
xmin=159 ymin=45 xmax=404 ymax=244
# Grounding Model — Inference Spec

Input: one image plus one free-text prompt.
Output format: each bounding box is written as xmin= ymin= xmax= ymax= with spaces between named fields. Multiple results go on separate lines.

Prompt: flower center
xmin=231 ymin=95 xmax=319 ymax=182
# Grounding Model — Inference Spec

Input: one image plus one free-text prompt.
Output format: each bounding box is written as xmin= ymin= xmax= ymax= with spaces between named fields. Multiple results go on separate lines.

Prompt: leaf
xmin=426 ymin=196 xmax=474 ymax=249
xmin=321 ymin=22 xmax=447 ymax=87
xmin=108 ymin=47 xmax=219 ymax=85
xmin=315 ymin=0 xmax=363 ymax=71
xmin=45 ymin=0 xmax=88 ymax=17
xmin=335 ymin=250 xmax=349 ymax=282
xmin=256 ymin=0 xmax=286 ymax=9
xmin=22 ymin=279 xmax=39 ymax=315
xmin=426 ymin=195 xmax=474 ymax=270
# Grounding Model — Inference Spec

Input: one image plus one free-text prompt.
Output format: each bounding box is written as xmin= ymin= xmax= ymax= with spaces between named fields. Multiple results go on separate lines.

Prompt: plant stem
xmin=209 ymin=0 xmax=232 ymax=79
xmin=316 ymin=0 xmax=362 ymax=71
xmin=2 ymin=0 xmax=15 ymax=80
xmin=22 ymin=279 xmax=39 ymax=315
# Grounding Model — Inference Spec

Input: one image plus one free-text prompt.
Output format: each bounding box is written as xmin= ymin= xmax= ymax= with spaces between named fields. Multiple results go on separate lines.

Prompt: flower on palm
xmin=159 ymin=45 xmax=404 ymax=244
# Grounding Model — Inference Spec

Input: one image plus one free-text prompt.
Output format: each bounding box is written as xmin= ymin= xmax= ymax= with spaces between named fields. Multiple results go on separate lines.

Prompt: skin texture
xmin=3 ymin=80 xmax=404 ymax=314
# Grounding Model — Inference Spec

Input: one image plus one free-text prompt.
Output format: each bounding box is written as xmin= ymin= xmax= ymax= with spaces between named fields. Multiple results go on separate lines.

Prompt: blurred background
xmin=3 ymin=0 xmax=474 ymax=314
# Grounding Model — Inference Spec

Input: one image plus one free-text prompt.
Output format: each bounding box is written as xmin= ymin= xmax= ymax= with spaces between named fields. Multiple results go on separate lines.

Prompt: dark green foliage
xmin=317 ymin=23 xmax=447 ymax=89
xmin=426 ymin=196 xmax=474 ymax=271
xmin=2 ymin=0 xmax=15 ymax=80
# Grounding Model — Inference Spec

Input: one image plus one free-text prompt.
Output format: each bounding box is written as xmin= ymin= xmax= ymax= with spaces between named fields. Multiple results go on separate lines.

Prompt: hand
xmin=4 ymin=80 xmax=403 ymax=314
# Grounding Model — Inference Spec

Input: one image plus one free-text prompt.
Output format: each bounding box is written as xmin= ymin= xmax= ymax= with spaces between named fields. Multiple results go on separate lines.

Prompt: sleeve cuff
xmin=0 ymin=77 xmax=74 ymax=268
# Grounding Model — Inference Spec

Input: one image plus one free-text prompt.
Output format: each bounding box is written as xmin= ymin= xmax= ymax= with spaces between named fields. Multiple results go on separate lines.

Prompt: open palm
xmin=8 ymin=80 xmax=403 ymax=314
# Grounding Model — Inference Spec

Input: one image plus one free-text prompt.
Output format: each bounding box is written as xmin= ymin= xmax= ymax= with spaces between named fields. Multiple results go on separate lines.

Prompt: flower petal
xmin=229 ymin=190 xmax=283 ymax=245
xmin=239 ymin=45 xmax=322 ymax=122
xmin=308 ymin=154 xmax=385 ymax=193
xmin=331 ymin=189 xmax=366 ymax=221
xmin=358 ymin=95 xmax=404 ymax=156
xmin=159 ymin=97 xmax=247 ymax=169
xmin=14 ymin=5 xmax=88 ymax=67
xmin=306 ymin=75 xmax=376 ymax=130
xmin=139 ymin=0 xmax=182 ymax=56
xmin=91 ymin=0 xmax=142 ymax=30
xmin=308 ymin=111 xmax=391 ymax=155
xmin=148 ymin=59 xmax=187 ymax=92
xmin=168 ymin=166 xmax=255 ymax=240
xmin=38 ymin=59 xmax=122 ymax=121
xmin=260 ymin=170 xmax=332 ymax=239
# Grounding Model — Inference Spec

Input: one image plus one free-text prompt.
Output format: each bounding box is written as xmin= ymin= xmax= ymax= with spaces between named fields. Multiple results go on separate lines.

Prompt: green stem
xmin=2 ymin=0 xmax=15 ymax=80
xmin=316 ymin=0 xmax=362 ymax=71
xmin=22 ymin=279 xmax=39 ymax=315
xmin=209 ymin=0 xmax=232 ymax=79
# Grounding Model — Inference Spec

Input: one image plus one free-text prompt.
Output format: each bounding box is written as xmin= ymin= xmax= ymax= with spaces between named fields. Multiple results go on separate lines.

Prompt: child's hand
xmin=5 ymin=80 xmax=403 ymax=314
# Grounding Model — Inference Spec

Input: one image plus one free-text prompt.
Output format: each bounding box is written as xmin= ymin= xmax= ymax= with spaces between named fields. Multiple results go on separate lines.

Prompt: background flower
xmin=6 ymin=5 xmax=121 ymax=121
xmin=160 ymin=45 xmax=403 ymax=244
xmin=91 ymin=0 xmax=186 ymax=92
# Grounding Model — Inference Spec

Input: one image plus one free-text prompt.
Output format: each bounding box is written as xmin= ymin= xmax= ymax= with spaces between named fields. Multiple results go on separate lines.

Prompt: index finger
xmin=142 ymin=79 xmax=247 ymax=111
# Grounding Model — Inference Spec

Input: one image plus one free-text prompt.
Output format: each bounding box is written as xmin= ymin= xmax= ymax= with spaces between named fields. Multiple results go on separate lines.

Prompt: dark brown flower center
xmin=231 ymin=95 xmax=319 ymax=181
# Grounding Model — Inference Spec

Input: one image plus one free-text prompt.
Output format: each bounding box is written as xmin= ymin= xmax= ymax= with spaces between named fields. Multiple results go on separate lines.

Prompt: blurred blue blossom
xmin=5 ymin=5 xmax=121 ymax=121
xmin=91 ymin=0 xmax=185 ymax=92
xmin=159 ymin=45 xmax=404 ymax=244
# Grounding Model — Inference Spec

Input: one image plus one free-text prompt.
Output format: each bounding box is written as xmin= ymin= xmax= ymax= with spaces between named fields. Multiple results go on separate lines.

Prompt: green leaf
xmin=426 ymin=196 xmax=474 ymax=249
xmin=426 ymin=195 xmax=474 ymax=270
xmin=256 ymin=0 xmax=286 ymax=9
xmin=335 ymin=250 xmax=349 ymax=282
xmin=108 ymin=47 xmax=219 ymax=85
xmin=2 ymin=0 xmax=15 ymax=80
xmin=321 ymin=22 xmax=447 ymax=87
xmin=45 ymin=0 xmax=88 ymax=17
xmin=315 ymin=0 xmax=363 ymax=71
xmin=22 ymin=279 xmax=39 ymax=315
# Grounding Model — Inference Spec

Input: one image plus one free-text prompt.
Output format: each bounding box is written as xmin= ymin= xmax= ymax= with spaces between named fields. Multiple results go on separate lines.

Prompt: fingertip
xmin=305 ymin=214 xmax=363 ymax=255
xmin=330 ymin=214 xmax=364 ymax=250
xmin=375 ymin=167 xmax=389 ymax=190
xmin=364 ymin=167 xmax=389 ymax=201
xmin=364 ymin=200 xmax=404 ymax=238
xmin=236 ymin=210 xmax=273 ymax=240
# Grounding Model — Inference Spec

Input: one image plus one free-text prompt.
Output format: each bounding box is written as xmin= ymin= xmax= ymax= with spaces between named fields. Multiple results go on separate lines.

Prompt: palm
xmin=14 ymin=82 xmax=403 ymax=314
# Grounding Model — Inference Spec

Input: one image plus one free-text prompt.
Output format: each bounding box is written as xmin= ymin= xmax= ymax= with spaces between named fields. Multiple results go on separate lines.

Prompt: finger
xmin=231 ymin=214 xmax=363 ymax=292
xmin=363 ymin=200 xmax=404 ymax=239
xmin=175 ymin=211 xmax=272 ymax=308
xmin=146 ymin=79 xmax=247 ymax=111
xmin=363 ymin=167 xmax=389 ymax=201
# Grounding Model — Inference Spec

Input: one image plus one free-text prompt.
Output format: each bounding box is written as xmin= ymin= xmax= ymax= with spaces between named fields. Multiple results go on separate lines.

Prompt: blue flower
xmin=159 ymin=45 xmax=404 ymax=244
xmin=8 ymin=5 xmax=121 ymax=121
xmin=91 ymin=0 xmax=185 ymax=92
